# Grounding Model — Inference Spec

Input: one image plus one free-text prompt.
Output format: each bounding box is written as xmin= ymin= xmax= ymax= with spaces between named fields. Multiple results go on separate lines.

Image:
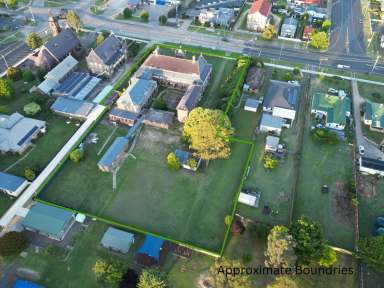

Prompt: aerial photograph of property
xmin=0 ymin=0 xmax=384 ymax=287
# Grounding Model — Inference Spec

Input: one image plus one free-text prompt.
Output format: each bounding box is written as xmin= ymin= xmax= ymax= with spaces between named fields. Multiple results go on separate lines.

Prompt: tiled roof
xmin=249 ymin=0 xmax=272 ymax=17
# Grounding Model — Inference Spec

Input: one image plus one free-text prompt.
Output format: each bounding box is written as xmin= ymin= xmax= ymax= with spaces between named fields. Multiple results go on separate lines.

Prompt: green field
xmin=357 ymin=82 xmax=384 ymax=103
xmin=40 ymin=123 xmax=250 ymax=252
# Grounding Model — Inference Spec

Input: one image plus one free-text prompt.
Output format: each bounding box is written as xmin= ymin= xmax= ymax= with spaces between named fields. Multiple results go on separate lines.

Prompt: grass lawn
xmin=0 ymin=194 xmax=15 ymax=217
xmin=39 ymin=123 xmax=251 ymax=252
xmin=361 ymin=124 xmax=383 ymax=145
xmin=0 ymin=113 xmax=78 ymax=177
xmin=19 ymin=221 xmax=143 ymax=288
xmin=357 ymin=82 xmax=384 ymax=103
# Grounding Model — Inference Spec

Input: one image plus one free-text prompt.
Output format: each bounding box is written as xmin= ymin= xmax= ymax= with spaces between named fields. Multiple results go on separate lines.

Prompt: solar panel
xmin=17 ymin=126 xmax=39 ymax=146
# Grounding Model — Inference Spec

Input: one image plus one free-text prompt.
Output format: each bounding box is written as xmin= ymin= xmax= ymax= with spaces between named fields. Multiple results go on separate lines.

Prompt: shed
xmin=137 ymin=235 xmax=165 ymax=266
xmin=244 ymin=98 xmax=259 ymax=112
xmin=0 ymin=172 xmax=29 ymax=197
xmin=101 ymin=227 xmax=135 ymax=254
xmin=265 ymin=135 xmax=280 ymax=152
xmin=98 ymin=137 xmax=129 ymax=172
xmin=238 ymin=191 xmax=260 ymax=207
xmin=21 ymin=202 xmax=75 ymax=241
xmin=259 ymin=113 xmax=286 ymax=135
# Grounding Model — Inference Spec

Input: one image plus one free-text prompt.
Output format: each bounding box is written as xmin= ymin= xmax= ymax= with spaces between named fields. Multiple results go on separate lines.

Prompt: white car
xmin=359 ymin=145 xmax=365 ymax=155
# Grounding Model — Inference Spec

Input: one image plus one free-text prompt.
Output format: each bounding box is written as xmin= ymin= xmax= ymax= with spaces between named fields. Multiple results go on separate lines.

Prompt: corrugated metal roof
xmin=98 ymin=137 xmax=129 ymax=168
xmin=22 ymin=203 xmax=74 ymax=237
xmin=51 ymin=97 xmax=95 ymax=118
xmin=101 ymin=227 xmax=134 ymax=253
xmin=0 ymin=172 xmax=26 ymax=192
xmin=45 ymin=55 xmax=78 ymax=81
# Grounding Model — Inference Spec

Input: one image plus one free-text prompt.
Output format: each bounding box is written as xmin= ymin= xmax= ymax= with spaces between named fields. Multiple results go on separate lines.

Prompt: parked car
xmin=359 ymin=145 xmax=365 ymax=155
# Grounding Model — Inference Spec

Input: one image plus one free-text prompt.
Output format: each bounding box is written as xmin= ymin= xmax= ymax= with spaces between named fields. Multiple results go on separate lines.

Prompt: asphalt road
xmin=329 ymin=0 xmax=366 ymax=56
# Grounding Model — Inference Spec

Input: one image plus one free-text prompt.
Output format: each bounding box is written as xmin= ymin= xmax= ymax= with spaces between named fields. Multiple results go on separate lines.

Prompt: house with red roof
xmin=302 ymin=25 xmax=314 ymax=40
xmin=247 ymin=0 xmax=272 ymax=31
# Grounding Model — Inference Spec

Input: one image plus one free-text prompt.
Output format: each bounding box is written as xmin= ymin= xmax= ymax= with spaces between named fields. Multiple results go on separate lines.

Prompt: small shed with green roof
xmin=101 ymin=227 xmax=135 ymax=254
xmin=22 ymin=203 xmax=75 ymax=241
xmin=311 ymin=92 xmax=351 ymax=130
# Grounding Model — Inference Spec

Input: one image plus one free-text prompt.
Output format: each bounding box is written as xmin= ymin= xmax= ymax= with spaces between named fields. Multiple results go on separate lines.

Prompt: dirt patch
xmin=358 ymin=175 xmax=377 ymax=198
xmin=331 ymin=182 xmax=354 ymax=228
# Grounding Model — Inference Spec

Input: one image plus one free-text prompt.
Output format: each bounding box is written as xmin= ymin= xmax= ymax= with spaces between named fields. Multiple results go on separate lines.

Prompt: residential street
xmin=351 ymin=80 xmax=384 ymax=159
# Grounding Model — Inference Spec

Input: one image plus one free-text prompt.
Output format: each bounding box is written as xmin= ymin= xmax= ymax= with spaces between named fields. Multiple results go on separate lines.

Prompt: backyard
xmin=39 ymin=123 xmax=251 ymax=252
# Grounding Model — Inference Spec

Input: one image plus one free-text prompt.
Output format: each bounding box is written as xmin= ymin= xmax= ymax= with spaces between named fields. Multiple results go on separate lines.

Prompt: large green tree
xmin=309 ymin=32 xmax=329 ymax=50
xmin=0 ymin=78 xmax=14 ymax=99
xmin=356 ymin=236 xmax=384 ymax=272
xmin=183 ymin=107 xmax=234 ymax=160
xmin=0 ymin=232 xmax=27 ymax=256
xmin=66 ymin=10 xmax=82 ymax=32
xmin=265 ymin=226 xmax=297 ymax=268
xmin=25 ymin=32 xmax=43 ymax=49
xmin=206 ymin=258 xmax=250 ymax=288
xmin=137 ymin=269 xmax=167 ymax=288
xmin=93 ymin=259 xmax=124 ymax=285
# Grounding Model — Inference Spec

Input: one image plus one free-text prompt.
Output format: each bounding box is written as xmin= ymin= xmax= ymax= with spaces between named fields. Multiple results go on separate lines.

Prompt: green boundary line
xmin=34 ymin=42 xmax=253 ymax=258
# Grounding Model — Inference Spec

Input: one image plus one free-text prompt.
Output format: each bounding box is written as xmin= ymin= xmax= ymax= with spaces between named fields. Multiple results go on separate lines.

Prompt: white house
xmin=247 ymin=0 xmax=272 ymax=31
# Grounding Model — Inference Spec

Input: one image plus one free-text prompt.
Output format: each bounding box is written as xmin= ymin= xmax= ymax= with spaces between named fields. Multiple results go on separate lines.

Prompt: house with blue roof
xmin=116 ymin=78 xmax=158 ymax=113
xmin=137 ymin=235 xmax=165 ymax=266
xmin=50 ymin=97 xmax=96 ymax=119
xmin=98 ymin=137 xmax=129 ymax=172
xmin=22 ymin=202 xmax=76 ymax=241
xmin=0 ymin=171 xmax=29 ymax=197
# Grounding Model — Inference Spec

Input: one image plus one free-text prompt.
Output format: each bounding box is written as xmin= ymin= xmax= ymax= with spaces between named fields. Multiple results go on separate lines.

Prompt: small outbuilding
xmin=0 ymin=172 xmax=29 ymax=197
xmin=50 ymin=97 xmax=96 ymax=119
xmin=13 ymin=279 xmax=45 ymax=288
xmin=175 ymin=149 xmax=201 ymax=171
xmin=101 ymin=227 xmax=135 ymax=254
xmin=137 ymin=235 xmax=165 ymax=266
xmin=265 ymin=135 xmax=280 ymax=152
xmin=238 ymin=191 xmax=261 ymax=207
xmin=259 ymin=113 xmax=286 ymax=135
xmin=244 ymin=98 xmax=260 ymax=112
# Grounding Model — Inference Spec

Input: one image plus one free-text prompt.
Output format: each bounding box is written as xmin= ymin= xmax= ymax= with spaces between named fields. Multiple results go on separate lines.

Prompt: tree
xmin=263 ymin=154 xmax=278 ymax=169
xmin=290 ymin=217 xmax=332 ymax=265
xmin=25 ymin=32 xmax=42 ymax=49
xmin=224 ymin=215 xmax=233 ymax=227
xmin=93 ymin=259 xmax=124 ymax=285
xmin=140 ymin=10 xmax=149 ymax=21
xmin=23 ymin=102 xmax=41 ymax=116
xmin=0 ymin=78 xmax=14 ymax=99
xmin=123 ymin=7 xmax=133 ymax=19
xmin=265 ymin=226 xmax=297 ymax=268
xmin=318 ymin=245 xmax=337 ymax=268
xmin=6 ymin=0 xmax=17 ymax=9
xmin=206 ymin=258 xmax=250 ymax=288
xmin=22 ymin=69 xmax=35 ymax=82
xmin=167 ymin=152 xmax=181 ymax=170
xmin=292 ymin=66 xmax=301 ymax=76
xmin=24 ymin=167 xmax=36 ymax=181
xmin=183 ymin=107 xmax=234 ymax=160
xmin=355 ymin=236 xmax=384 ymax=272
xmin=309 ymin=32 xmax=329 ymax=50
xmin=262 ymin=25 xmax=276 ymax=40
xmin=322 ymin=20 xmax=332 ymax=31
xmin=283 ymin=72 xmax=293 ymax=82
xmin=268 ymin=276 xmax=297 ymax=288
xmin=158 ymin=15 xmax=167 ymax=25
xmin=96 ymin=33 xmax=105 ymax=45
xmin=137 ymin=269 xmax=167 ymax=288
xmin=6 ymin=67 xmax=21 ymax=81
xmin=0 ymin=232 xmax=27 ymax=256
xmin=66 ymin=10 xmax=82 ymax=32
xmin=70 ymin=149 xmax=84 ymax=163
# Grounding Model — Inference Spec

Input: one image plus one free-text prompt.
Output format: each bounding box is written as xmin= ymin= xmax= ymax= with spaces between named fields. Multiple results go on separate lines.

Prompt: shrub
xmin=283 ymin=72 xmax=293 ymax=82
xmin=140 ymin=10 xmax=149 ymax=21
xmin=167 ymin=152 xmax=181 ymax=170
xmin=70 ymin=149 xmax=84 ymax=163
xmin=23 ymin=102 xmax=41 ymax=116
xmin=187 ymin=158 xmax=197 ymax=169
xmin=24 ymin=168 xmax=36 ymax=181
xmin=123 ymin=7 xmax=132 ymax=19
xmin=263 ymin=154 xmax=278 ymax=169
xmin=0 ymin=78 xmax=14 ymax=99
xmin=292 ymin=67 xmax=301 ymax=75
xmin=6 ymin=67 xmax=21 ymax=81
xmin=158 ymin=15 xmax=167 ymax=25
xmin=22 ymin=69 xmax=35 ymax=82
xmin=25 ymin=32 xmax=43 ymax=49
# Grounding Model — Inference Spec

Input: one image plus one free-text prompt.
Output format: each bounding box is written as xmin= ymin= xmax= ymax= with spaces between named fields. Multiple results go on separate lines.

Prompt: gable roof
xmin=22 ymin=202 xmax=74 ymax=237
xmin=176 ymin=85 xmax=203 ymax=111
xmin=0 ymin=172 xmax=27 ymax=192
xmin=51 ymin=97 xmax=95 ymax=118
xmin=101 ymin=227 xmax=134 ymax=253
xmin=98 ymin=137 xmax=129 ymax=168
xmin=249 ymin=0 xmax=272 ymax=16
xmin=263 ymin=80 xmax=301 ymax=111
xmin=93 ymin=34 xmax=124 ymax=65
xmin=45 ymin=55 xmax=78 ymax=81
xmin=44 ymin=28 xmax=80 ymax=61
xmin=137 ymin=235 xmax=164 ymax=261
xmin=122 ymin=78 xmax=157 ymax=106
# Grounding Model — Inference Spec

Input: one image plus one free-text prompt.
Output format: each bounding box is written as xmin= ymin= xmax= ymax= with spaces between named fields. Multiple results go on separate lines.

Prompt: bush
xmin=0 ymin=232 xmax=27 ymax=257
xmin=140 ymin=10 xmax=149 ymax=21
xmin=6 ymin=67 xmax=21 ymax=81
xmin=36 ymin=68 xmax=46 ymax=81
xmin=138 ymin=269 xmax=167 ymax=288
xmin=70 ymin=149 xmax=84 ymax=163
xmin=292 ymin=67 xmax=301 ymax=75
xmin=0 ymin=78 xmax=14 ymax=99
xmin=311 ymin=128 xmax=338 ymax=144
xmin=24 ymin=168 xmax=36 ymax=181
xmin=22 ymin=69 xmax=35 ymax=82
xmin=123 ymin=7 xmax=132 ymax=19
xmin=158 ymin=15 xmax=167 ymax=25
xmin=167 ymin=152 xmax=181 ymax=170
xmin=25 ymin=32 xmax=42 ymax=49
xmin=152 ymin=98 xmax=167 ymax=110
xmin=283 ymin=72 xmax=293 ymax=82
xmin=23 ymin=102 xmax=41 ymax=116
xmin=93 ymin=259 xmax=124 ymax=285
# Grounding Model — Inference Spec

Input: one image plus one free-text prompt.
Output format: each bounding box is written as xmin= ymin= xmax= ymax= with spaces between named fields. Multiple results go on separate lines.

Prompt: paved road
xmin=351 ymin=80 xmax=384 ymax=159
xmin=329 ymin=0 xmax=366 ymax=56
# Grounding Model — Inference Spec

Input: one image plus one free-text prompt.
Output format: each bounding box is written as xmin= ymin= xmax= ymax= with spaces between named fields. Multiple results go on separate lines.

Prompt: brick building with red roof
xmin=247 ymin=0 xmax=272 ymax=31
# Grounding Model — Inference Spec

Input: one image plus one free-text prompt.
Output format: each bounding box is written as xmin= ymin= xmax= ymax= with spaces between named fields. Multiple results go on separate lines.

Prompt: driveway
xmin=351 ymin=80 xmax=384 ymax=159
